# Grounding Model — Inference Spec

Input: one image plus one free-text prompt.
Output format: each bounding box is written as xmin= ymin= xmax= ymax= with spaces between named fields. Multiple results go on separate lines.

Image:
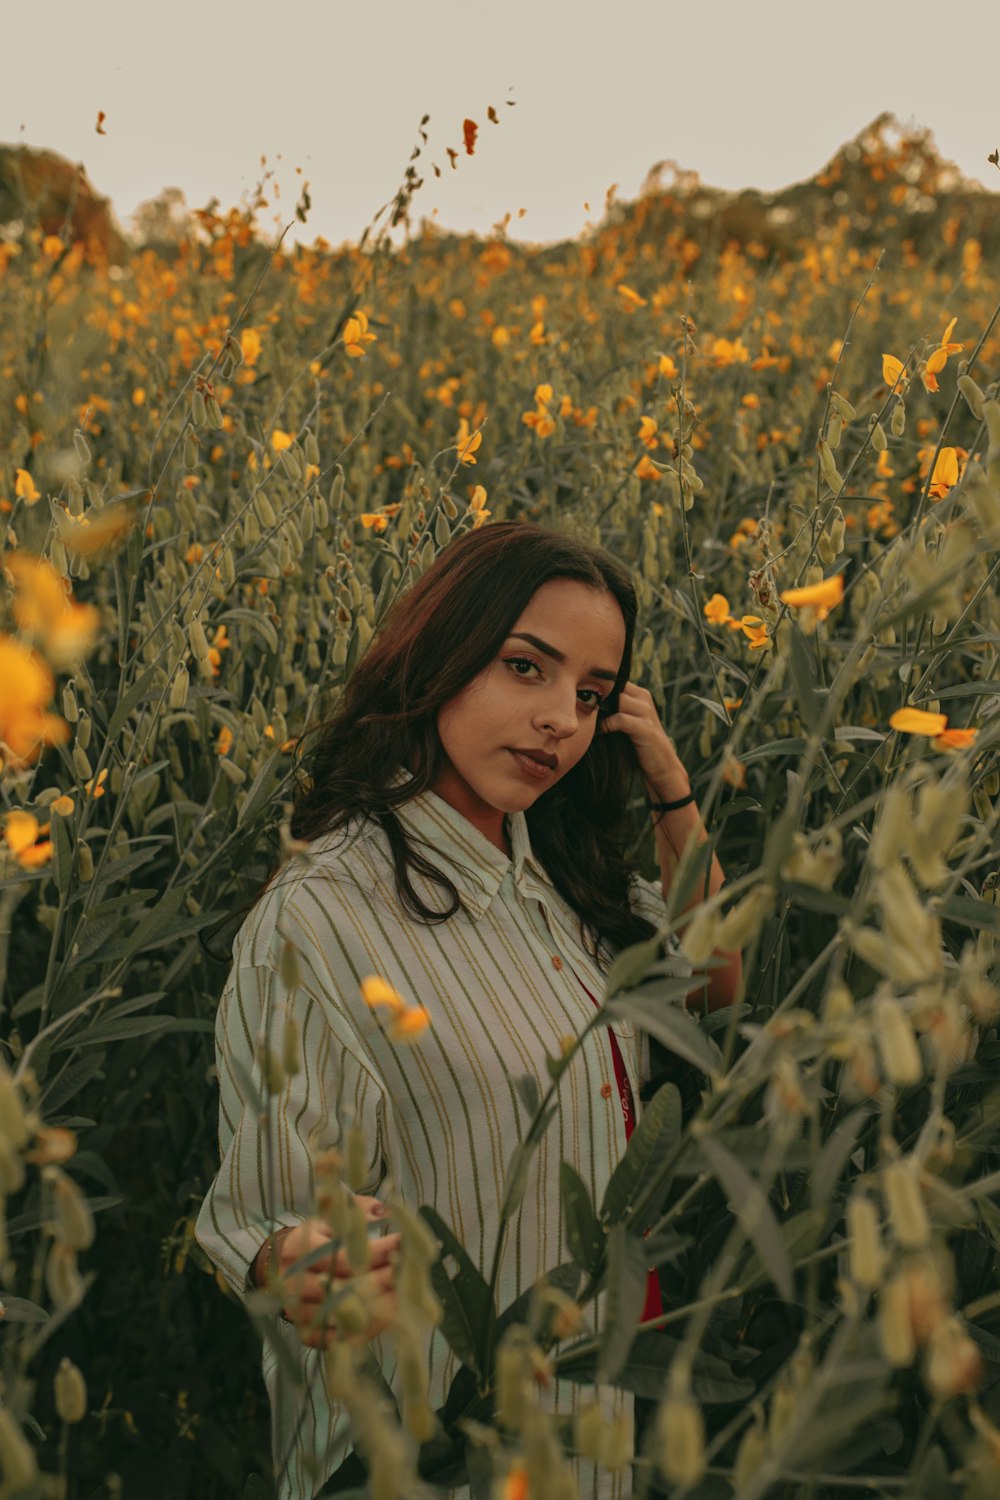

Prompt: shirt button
xmin=551 ymin=955 xmax=563 ymax=970
xmin=600 ymin=1082 xmax=613 ymax=1099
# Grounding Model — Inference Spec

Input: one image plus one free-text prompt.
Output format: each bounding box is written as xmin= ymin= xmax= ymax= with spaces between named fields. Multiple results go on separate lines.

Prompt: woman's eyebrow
xmin=507 ymin=632 xmax=618 ymax=681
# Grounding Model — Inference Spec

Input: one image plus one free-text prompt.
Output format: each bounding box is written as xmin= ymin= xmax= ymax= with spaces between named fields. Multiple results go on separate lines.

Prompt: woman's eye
xmin=504 ymin=657 xmax=604 ymax=710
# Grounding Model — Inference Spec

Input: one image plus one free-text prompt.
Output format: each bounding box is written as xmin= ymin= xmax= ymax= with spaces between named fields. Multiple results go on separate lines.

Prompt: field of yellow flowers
xmin=1 ymin=115 xmax=1000 ymax=1497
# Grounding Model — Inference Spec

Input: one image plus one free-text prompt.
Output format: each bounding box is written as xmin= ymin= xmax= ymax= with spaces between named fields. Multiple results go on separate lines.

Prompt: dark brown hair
xmin=213 ymin=520 xmax=659 ymax=969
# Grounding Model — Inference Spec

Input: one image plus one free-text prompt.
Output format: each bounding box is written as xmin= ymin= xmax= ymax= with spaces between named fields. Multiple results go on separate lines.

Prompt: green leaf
xmin=741 ymin=737 xmax=809 ymax=764
xmin=0 ymin=1297 xmax=47 ymax=1324
xmin=40 ymin=1051 xmax=107 ymax=1112
xmin=601 ymin=1082 xmax=681 ymax=1227
xmin=52 ymin=811 xmax=74 ymax=896
xmin=683 ymin=693 xmax=732 ymax=726
xmin=604 ymin=989 xmax=722 ymax=1078
xmin=787 ymin=624 xmax=823 ymax=734
xmin=59 ymin=1015 xmax=175 ymax=1050
xmin=812 ymin=1107 xmax=869 ymax=1208
xmin=513 ymin=1074 xmax=540 ymax=1118
xmin=597 ymin=1224 xmax=650 ymax=1383
xmin=419 ymin=1207 xmax=492 ymax=1380
xmin=558 ymin=1330 xmax=754 ymax=1403
xmin=219 ymin=606 xmax=280 ymax=654
xmin=734 ymin=1207 xmax=825 ymax=1295
xmin=604 ymin=933 xmax=664 ymax=999
xmin=560 ymin=1164 xmax=604 ymax=1276
xmin=700 ymin=1136 xmax=793 ymax=1301
xmin=106 ymin=662 xmax=161 ymax=741
xmin=499 ymin=1141 xmax=533 ymax=1224
xmin=237 ymin=746 xmax=286 ymax=829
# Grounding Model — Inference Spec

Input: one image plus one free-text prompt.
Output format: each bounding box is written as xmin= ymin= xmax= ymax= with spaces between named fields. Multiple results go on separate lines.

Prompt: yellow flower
xmin=216 ymin=725 xmax=234 ymax=756
xmin=635 ymin=454 xmax=662 ymax=481
xmin=3 ymin=810 xmax=53 ymax=869
xmin=55 ymin=499 xmax=135 ymax=558
xmin=14 ymin=469 xmax=41 ymax=506
xmin=658 ymin=354 xmax=679 ymax=379
xmin=360 ymin=512 xmax=389 ymax=533
xmin=740 ymin=617 xmax=771 ymax=650
xmin=0 ymin=635 xmax=69 ymax=768
xmin=240 ymin=328 xmax=262 ymax=367
xmin=360 ymin=975 xmax=406 ymax=1015
xmin=703 ymin=593 xmax=732 ymax=625
xmin=935 ymin=727 xmax=978 ymax=751
xmin=132 ymin=387 xmax=146 ymax=407
xmin=881 ymin=354 xmax=909 ymax=391
xmin=638 ymin=416 xmax=659 ymax=450
xmin=271 ymin=429 xmax=294 ymax=452
xmin=50 ymin=795 xmax=75 ymax=817
xmin=343 ymin=309 xmax=376 ymax=357
xmin=617 ymin=284 xmax=647 ymax=310
xmin=455 ymin=418 xmax=482 ymax=466
xmin=84 ymin=768 xmax=109 ymax=799
xmin=889 ymin=707 xmax=949 ymax=737
xmin=3 ymin=552 xmax=101 ymax=670
xmin=779 ymin=574 xmax=845 ymax=623
xmin=388 ymin=1005 xmax=432 ymax=1043
xmin=928 ymin=447 xmax=959 ymax=499
xmin=710 ymin=336 xmax=749 ymax=368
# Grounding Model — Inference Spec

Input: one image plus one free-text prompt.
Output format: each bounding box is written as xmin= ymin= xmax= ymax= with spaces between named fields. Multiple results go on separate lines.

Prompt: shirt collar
xmin=387 ymin=767 xmax=552 ymax=920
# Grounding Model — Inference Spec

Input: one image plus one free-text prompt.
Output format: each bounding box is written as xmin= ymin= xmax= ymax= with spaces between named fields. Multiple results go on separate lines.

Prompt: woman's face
xmin=433 ymin=578 xmax=627 ymax=852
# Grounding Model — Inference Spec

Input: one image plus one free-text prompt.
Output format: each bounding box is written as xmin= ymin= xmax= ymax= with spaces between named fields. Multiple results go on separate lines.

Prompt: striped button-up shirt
xmin=196 ymin=777 xmax=673 ymax=1500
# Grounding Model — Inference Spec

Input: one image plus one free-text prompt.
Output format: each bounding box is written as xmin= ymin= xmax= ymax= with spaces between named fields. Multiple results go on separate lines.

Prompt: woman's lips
xmin=509 ymin=749 xmax=554 ymax=781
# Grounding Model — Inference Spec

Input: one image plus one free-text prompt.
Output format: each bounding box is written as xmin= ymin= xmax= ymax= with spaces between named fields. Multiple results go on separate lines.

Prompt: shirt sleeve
xmin=195 ymin=873 xmax=388 ymax=1300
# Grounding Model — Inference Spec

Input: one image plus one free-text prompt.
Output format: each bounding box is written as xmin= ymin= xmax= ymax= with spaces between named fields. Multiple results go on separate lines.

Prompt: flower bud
xmin=54 ymin=1358 xmax=87 ymax=1423
xmin=925 ymin=1317 xmax=982 ymax=1399
xmin=281 ymin=1011 xmax=300 ymax=1077
xmin=882 ymin=1159 xmax=930 ymax=1249
xmin=873 ymin=994 xmax=923 ymax=1087
xmin=169 ymin=667 xmax=189 ymax=710
xmin=655 ymin=1390 xmax=705 ymax=1488
xmin=0 ymin=1409 xmax=37 ymax=1489
xmin=846 ymin=1192 xmax=885 ymax=1289
xmin=879 ymin=1271 xmax=916 ymax=1366
xmin=47 ymin=1165 xmax=95 ymax=1249
xmin=958 ymin=374 xmax=986 ymax=421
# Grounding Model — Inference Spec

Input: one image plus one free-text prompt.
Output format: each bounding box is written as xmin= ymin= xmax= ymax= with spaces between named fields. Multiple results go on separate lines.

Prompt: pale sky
xmin=7 ymin=0 xmax=1000 ymax=249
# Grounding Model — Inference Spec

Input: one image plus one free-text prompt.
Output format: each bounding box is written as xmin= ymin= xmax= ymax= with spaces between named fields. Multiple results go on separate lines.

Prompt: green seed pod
xmin=0 ymin=1064 xmax=28 ymax=1149
xmin=169 ymin=666 xmax=189 ymax=710
xmin=817 ymin=437 xmax=842 ymax=492
xmin=874 ymin=994 xmax=923 ymax=1087
xmin=62 ymin=682 xmax=78 ymax=724
xmin=958 ymin=375 xmax=986 ymax=421
xmin=434 ymin=513 xmax=451 ymax=548
xmin=73 ymin=430 xmax=91 ymax=467
xmin=343 ymin=1198 xmax=370 ymax=1273
xmin=314 ymin=494 xmax=329 ymax=529
xmin=847 ymin=1192 xmax=885 ymax=1289
xmin=0 ymin=1138 xmax=25 ymax=1195
xmin=831 ymin=392 xmax=857 ymax=422
xmin=716 ymin=883 xmax=775 ymax=951
xmin=254 ymin=491 xmax=277 ymax=529
xmin=187 ymin=618 xmax=209 ymax=662
xmin=256 ymin=1040 xmax=285 ymax=1096
xmin=76 ymin=842 xmax=94 ymax=883
xmin=50 ymin=536 xmax=68 ymax=577
xmin=495 ymin=1328 xmax=532 ymax=1432
xmin=355 ymin=617 xmax=373 ymax=654
xmin=655 ymin=1393 xmax=705 ymax=1488
xmin=574 ymin=1404 xmax=605 ymax=1464
xmin=304 ymin=429 xmax=320 ymax=467
xmin=282 ymin=1012 xmax=300 ymax=1078
xmin=890 ymin=400 xmax=906 ymax=438
xmin=191 ymin=388 xmax=207 ymax=427
xmin=0 ymin=1410 xmax=38 ymax=1490
xmin=205 ymin=395 xmax=223 ymax=429
xmin=242 ymin=511 xmax=261 ymax=547
xmin=345 ymin=1126 xmax=368 ymax=1194
xmin=72 ymin=745 xmax=92 ymax=781
xmin=183 ymin=432 xmax=198 ymax=469
xmin=441 ymin=491 xmax=458 ymax=520
xmin=733 ymin=1420 xmax=766 ymax=1488
xmin=883 ymin=1159 xmax=930 ymax=1249
xmin=680 ymin=903 xmax=721 ymax=966
xmin=280 ymin=940 xmax=302 ymax=992
xmin=827 ymin=410 xmax=843 ymax=450
xmin=54 ymin=1358 xmax=87 ymax=1424
xmin=878 ymin=1271 xmax=916 ymax=1367
xmin=220 ymin=758 xmax=247 ymax=786
xmin=47 ymin=1166 xmax=95 ymax=1249
xmin=332 ymin=1288 xmax=370 ymax=1336
xmin=75 ymin=712 xmax=91 ymax=751
xmin=870 ymin=418 xmax=887 ymax=452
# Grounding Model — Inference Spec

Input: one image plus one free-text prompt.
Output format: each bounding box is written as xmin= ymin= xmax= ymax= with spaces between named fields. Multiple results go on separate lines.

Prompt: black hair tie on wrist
xmin=647 ymin=791 xmax=697 ymax=812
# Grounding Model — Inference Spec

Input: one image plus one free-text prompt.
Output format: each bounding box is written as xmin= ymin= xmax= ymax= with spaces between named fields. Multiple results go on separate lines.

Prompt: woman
xmin=196 ymin=520 xmax=740 ymax=1499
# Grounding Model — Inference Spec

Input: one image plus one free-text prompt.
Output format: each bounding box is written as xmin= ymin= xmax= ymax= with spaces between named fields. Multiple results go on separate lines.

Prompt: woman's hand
xmin=600 ymin=681 xmax=691 ymax=802
xmin=268 ymin=1196 xmax=400 ymax=1350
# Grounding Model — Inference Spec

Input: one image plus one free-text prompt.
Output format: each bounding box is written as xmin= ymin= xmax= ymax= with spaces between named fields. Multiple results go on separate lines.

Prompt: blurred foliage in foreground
xmin=0 ymin=111 xmax=999 ymax=1497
